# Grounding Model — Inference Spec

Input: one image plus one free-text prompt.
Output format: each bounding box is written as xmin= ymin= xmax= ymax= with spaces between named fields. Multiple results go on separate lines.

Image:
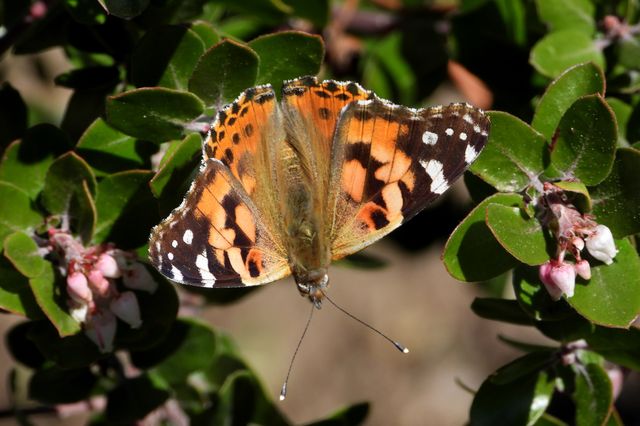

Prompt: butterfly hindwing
xmin=149 ymin=158 xmax=290 ymax=288
xmin=328 ymin=98 xmax=490 ymax=259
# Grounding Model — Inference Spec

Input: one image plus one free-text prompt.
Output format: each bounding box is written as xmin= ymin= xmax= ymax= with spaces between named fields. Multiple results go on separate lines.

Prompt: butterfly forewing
xmin=328 ymin=98 xmax=490 ymax=259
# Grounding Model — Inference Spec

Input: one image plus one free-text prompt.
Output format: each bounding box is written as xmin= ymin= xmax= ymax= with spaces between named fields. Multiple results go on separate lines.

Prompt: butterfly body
xmin=149 ymin=76 xmax=490 ymax=307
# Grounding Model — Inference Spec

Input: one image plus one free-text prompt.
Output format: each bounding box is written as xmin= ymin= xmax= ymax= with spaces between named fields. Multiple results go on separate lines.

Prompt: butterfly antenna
xmin=280 ymin=304 xmax=315 ymax=401
xmin=321 ymin=291 xmax=409 ymax=354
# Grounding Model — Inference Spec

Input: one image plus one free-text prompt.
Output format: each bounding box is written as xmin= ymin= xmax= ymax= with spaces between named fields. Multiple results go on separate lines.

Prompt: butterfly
xmin=149 ymin=76 xmax=490 ymax=308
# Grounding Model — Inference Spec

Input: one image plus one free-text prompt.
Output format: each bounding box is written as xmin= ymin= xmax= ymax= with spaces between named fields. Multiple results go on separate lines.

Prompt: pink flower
xmin=85 ymin=310 xmax=117 ymax=353
xmin=575 ymin=259 xmax=591 ymax=280
xmin=87 ymin=269 xmax=111 ymax=297
xmin=67 ymin=272 xmax=92 ymax=304
xmin=539 ymin=260 xmax=576 ymax=301
xmin=122 ymin=263 xmax=158 ymax=293
xmin=585 ymin=225 xmax=618 ymax=265
xmin=110 ymin=291 xmax=142 ymax=329
xmin=96 ymin=253 xmax=121 ymax=278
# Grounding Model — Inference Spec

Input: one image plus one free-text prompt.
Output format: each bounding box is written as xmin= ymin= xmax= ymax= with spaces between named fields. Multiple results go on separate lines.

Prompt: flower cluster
xmin=48 ymin=230 xmax=157 ymax=352
xmin=537 ymin=183 xmax=618 ymax=301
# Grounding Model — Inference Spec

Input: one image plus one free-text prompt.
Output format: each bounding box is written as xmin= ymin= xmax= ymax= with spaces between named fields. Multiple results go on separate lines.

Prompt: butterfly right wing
xmin=149 ymin=158 xmax=290 ymax=288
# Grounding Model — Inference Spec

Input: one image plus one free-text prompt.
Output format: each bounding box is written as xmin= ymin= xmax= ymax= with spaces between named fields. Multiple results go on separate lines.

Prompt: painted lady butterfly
xmin=149 ymin=76 xmax=490 ymax=308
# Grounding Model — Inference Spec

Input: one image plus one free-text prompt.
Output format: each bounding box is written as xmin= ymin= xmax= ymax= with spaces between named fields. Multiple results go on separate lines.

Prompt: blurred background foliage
xmin=1 ymin=0 xmax=640 ymax=425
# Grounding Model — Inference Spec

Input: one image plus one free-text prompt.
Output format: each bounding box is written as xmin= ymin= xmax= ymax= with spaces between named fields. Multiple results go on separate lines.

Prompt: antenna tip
xmin=279 ymin=383 xmax=287 ymax=401
xmin=393 ymin=341 xmax=409 ymax=353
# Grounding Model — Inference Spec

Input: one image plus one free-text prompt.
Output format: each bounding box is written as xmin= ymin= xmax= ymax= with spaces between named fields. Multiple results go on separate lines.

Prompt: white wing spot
xmin=422 ymin=131 xmax=438 ymax=146
xmin=155 ymin=241 xmax=161 ymax=252
xmin=465 ymin=144 xmax=479 ymax=164
xmin=183 ymin=229 xmax=194 ymax=245
xmin=171 ymin=266 xmax=183 ymax=281
xmin=445 ymin=128 xmax=454 ymax=137
xmin=481 ymin=130 xmax=488 ymax=137
xmin=171 ymin=240 xmax=178 ymax=248
xmin=473 ymin=124 xmax=482 ymax=133
xmin=168 ymin=252 xmax=174 ymax=261
xmin=459 ymin=132 xmax=468 ymax=141
xmin=196 ymin=250 xmax=216 ymax=286
xmin=463 ymin=114 xmax=474 ymax=124
xmin=419 ymin=159 xmax=449 ymax=194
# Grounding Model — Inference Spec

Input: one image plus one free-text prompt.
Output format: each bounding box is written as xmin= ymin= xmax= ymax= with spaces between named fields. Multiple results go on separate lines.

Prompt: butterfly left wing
xmin=328 ymin=98 xmax=490 ymax=259
xmin=149 ymin=158 xmax=290 ymax=287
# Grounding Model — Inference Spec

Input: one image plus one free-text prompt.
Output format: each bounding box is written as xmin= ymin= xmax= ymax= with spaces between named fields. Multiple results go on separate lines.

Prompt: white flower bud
xmin=539 ymin=261 xmax=563 ymax=301
xmin=122 ymin=263 xmax=158 ymax=293
xmin=85 ymin=310 xmax=117 ymax=353
xmin=96 ymin=253 xmax=121 ymax=278
xmin=67 ymin=272 xmax=92 ymax=304
xmin=575 ymin=259 xmax=591 ymax=280
xmin=109 ymin=291 xmax=142 ymax=329
xmin=69 ymin=300 xmax=89 ymax=323
xmin=585 ymin=225 xmax=618 ymax=265
xmin=550 ymin=262 xmax=576 ymax=298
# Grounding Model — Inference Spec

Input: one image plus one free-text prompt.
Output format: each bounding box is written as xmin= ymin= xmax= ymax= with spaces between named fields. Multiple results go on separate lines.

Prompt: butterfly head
xmin=294 ymin=268 xmax=329 ymax=309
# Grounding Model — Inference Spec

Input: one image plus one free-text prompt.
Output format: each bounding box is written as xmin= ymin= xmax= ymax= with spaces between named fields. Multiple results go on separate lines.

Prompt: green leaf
xmin=306 ymin=402 xmax=370 ymax=426
xmin=532 ymin=62 xmax=605 ymax=140
xmin=41 ymin=152 xmax=97 ymax=215
xmin=589 ymin=148 xmax=640 ymax=238
xmin=190 ymin=21 xmax=220 ymax=47
xmin=54 ymin=66 xmax=119 ymax=90
xmin=585 ymin=326 xmax=640 ymax=371
xmin=7 ymin=322 xmax=46 ymax=369
xmin=513 ymin=265 xmax=576 ymax=321
xmin=0 ymin=124 xmax=71 ymax=198
xmin=535 ymin=0 xmax=595 ymax=33
xmin=616 ymin=35 xmax=640 ymax=71
xmin=606 ymin=98 xmax=632 ymax=147
xmin=100 ymin=0 xmax=150 ymax=18
xmin=486 ymin=204 xmax=551 ymax=265
xmin=471 ymin=298 xmax=534 ymax=325
xmin=75 ymin=180 xmax=97 ymax=244
xmin=0 ymin=258 xmax=42 ymax=317
xmin=490 ymin=351 xmax=556 ymax=385
xmin=0 ymin=182 xmax=43 ymax=247
xmin=0 ymin=82 xmax=27 ymax=149
xmin=30 ymin=262 xmax=81 ymax=337
xmin=106 ymin=374 xmax=170 ymax=423
xmin=248 ymin=31 xmax=324 ymax=93
xmin=443 ymin=193 xmax=520 ymax=282
xmin=213 ymin=370 xmax=289 ymax=426
xmin=554 ymin=180 xmax=591 ymax=212
xmin=573 ymin=363 xmax=613 ymax=426
xmin=3 ymin=231 xmax=45 ymax=278
xmin=530 ymin=30 xmax=605 ymax=79
xmin=131 ymin=25 xmax=206 ymax=90
xmin=189 ymin=39 xmax=259 ymax=106
xmin=106 ymin=87 xmax=205 ymax=142
xmin=29 ymin=365 xmax=97 ymax=404
xmin=470 ymin=363 xmax=555 ymax=426
xmin=27 ymin=320 xmax=102 ymax=369
xmin=94 ymin=170 xmax=158 ymax=249
xmin=568 ymin=239 xmax=640 ymax=328
xmin=149 ymin=133 xmax=201 ymax=213
xmin=63 ymin=0 xmax=107 ymax=25
xmin=549 ymin=94 xmax=617 ymax=185
xmin=470 ymin=112 xmax=548 ymax=192
xmin=76 ymin=118 xmax=156 ymax=177
xmin=131 ymin=318 xmax=216 ymax=385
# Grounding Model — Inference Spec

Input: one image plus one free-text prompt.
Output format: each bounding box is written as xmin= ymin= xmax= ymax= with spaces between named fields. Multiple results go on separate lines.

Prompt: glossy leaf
xmin=470 ymin=363 xmax=555 ymax=426
xmin=486 ymin=204 xmax=550 ymax=265
xmin=29 ymin=365 xmax=97 ymax=404
xmin=530 ymin=30 xmax=605 ymax=78
xmin=589 ymin=148 xmax=640 ymax=238
xmin=606 ymin=98 xmax=632 ymax=147
xmin=443 ymin=193 xmax=520 ymax=282
xmin=131 ymin=25 xmax=206 ymax=90
xmin=568 ymin=239 xmax=640 ymax=328
xmin=29 ymin=262 xmax=81 ymax=337
xmin=41 ymin=152 xmax=97 ymax=215
xmin=286 ymin=0 xmax=329 ymax=27
xmin=27 ymin=320 xmax=102 ymax=369
xmin=535 ymin=0 xmax=595 ymax=33
xmin=0 ymin=82 xmax=27 ymax=149
xmin=189 ymin=39 xmax=259 ymax=106
xmin=573 ymin=363 xmax=613 ymax=426
xmin=549 ymin=94 xmax=617 ymax=185
xmin=470 ymin=112 xmax=548 ymax=192
xmin=471 ymin=298 xmax=535 ymax=325
xmin=532 ymin=62 xmax=605 ymax=140
xmin=616 ymin=35 xmax=640 ymax=71
xmin=0 ymin=182 xmax=43 ymax=246
xmin=106 ymin=88 xmax=205 ymax=142
xmin=248 ymin=31 xmax=324 ymax=93
xmin=190 ymin=21 xmax=220 ymax=47
xmin=0 ymin=124 xmax=71 ymax=198
xmin=106 ymin=374 xmax=170 ymax=423
xmin=553 ymin=180 xmax=591 ymax=212
xmin=131 ymin=318 xmax=216 ymax=384
xmin=3 ymin=231 xmax=46 ymax=278
xmin=76 ymin=118 xmax=155 ymax=177
xmin=100 ymin=0 xmax=150 ymax=18
xmin=584 ymin=326 xmax=640 ymax=371
xmin=6 ymin=322 xmax=46 ymax=369
xmin=0 ymin=258 xmax=42 ymax=317
xmin=93 ymin=170 xmax=158 ymax=249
